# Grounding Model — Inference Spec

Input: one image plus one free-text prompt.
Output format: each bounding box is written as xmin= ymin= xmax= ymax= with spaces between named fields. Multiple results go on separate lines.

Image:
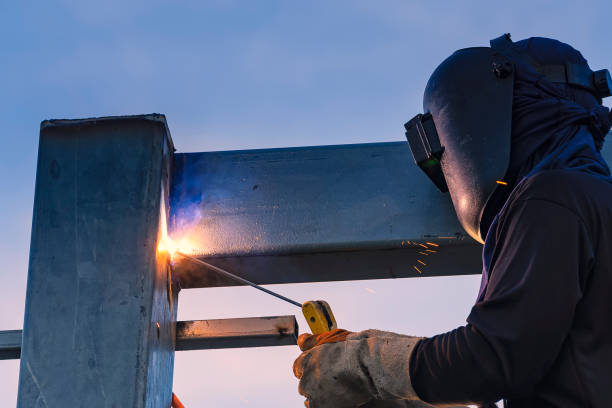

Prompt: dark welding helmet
xmin=405 ymin=33 xmax=612 ymax=243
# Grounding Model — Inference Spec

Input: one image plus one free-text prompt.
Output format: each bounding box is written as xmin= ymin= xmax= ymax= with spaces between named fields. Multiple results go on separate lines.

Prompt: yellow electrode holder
xmin=302 ymin=300 xmax=337 ymax=335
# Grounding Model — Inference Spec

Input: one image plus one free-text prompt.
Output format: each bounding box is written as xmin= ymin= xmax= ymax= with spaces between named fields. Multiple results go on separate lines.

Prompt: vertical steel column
xmin=18 ymin=115 xmax=177 ymax=407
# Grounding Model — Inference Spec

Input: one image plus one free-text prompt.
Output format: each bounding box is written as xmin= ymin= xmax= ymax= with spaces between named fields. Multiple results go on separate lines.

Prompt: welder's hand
xmin=297 ymin=328 xmax=353 ymax=351
xmin=293 ymin=330 xmax=425 ymax=408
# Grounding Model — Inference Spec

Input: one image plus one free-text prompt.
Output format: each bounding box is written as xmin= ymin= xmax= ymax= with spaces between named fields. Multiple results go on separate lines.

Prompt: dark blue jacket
xmin=411 ymin=168 xmax=612 ymax=407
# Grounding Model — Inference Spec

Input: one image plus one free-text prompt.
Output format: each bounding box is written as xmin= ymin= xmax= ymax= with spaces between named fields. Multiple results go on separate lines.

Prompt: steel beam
xmin=175 ymin=315 xmax=298 ymax=350
xmin=2 ymin=316 xmax=298 ymax=360
xmin=171 ymin=138 xmax=612 ymax=289
xmin=18 ymin=115 xmax=177 ymax=408
xmin=170 ymin=142 xmax=478 ymax=288
xmin=0 ymin=330 xmax=21 ymax=360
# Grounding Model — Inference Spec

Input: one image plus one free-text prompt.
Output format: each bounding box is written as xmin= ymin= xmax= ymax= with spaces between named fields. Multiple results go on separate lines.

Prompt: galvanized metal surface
xmin=170 ymin=138 xmax=612 ymax=289
xmin=170 ymin=142 xmax=478 ymax=288
xmin=0 ymin=330 xmax=21 ymax=360
xmin=176 ymin=315 xmax=298 ymax=350
xmin=171 ymin=138 xmax=612 ymax=288
xmin=171 ymin=142 xmax=465 ymax=256
xmin=18 ymin=115 xmax=177 ymax=408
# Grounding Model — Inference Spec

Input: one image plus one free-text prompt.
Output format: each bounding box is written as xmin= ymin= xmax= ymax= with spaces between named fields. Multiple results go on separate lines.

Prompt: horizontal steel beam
xmin=170 ymin=139 xmax=612 ymax=288
xmin=175 ymin=315 xmax=298 ymax=350
xmin=1 ymin=315 xmax=298 ymax=360
xmin=169 ymin=142 xmax=476 ymax=288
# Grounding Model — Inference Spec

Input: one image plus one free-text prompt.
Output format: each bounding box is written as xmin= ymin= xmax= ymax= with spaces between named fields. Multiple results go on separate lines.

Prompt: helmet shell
xmin=423 ymin=47 xmax=514 ymax=242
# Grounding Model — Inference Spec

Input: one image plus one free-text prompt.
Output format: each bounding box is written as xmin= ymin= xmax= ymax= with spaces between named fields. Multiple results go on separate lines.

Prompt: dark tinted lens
xmin=419 ymin=157 xmax=448 ymax=192
xmin=405 ymin=114 xmax=448 ymax=192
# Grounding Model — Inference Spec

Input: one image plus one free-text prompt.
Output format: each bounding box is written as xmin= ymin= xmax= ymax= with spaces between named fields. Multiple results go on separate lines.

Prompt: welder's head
xmin=405 ymin=34 xmax=612 ymax=243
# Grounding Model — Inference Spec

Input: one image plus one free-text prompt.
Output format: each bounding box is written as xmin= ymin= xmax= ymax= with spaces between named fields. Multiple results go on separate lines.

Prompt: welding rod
xmin=175 ymin=251 xmax=303 ymax=308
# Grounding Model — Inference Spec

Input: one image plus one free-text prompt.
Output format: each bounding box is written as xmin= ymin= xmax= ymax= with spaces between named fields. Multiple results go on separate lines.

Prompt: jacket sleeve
xmin=409 ymin=198 xmax=594 ymax=404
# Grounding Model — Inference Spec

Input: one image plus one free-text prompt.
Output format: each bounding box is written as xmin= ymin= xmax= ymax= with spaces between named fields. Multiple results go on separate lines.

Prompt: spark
xmin=413 ymin=265 xmax=423 ymax=274
xmin=418 ymin=251 xmax=429 ymax=256
xmin=417 ymin=259 xmax=426 ymax=266
xmin=418 ymin=243 xmax=428 ymax=249
xmin=425 ymin=242 xmax=439 ymax=247
xmin=425 ymin=249 xmax=437 ymax=253
xmin=496 ymin=180 xmax=508 ymax=185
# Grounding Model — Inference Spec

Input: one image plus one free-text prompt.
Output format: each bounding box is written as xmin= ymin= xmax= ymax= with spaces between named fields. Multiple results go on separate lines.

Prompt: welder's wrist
xmin=408 ymin=338 xmax=428 ymax=401
xmin=348 ymin=330 xmax=425 ymax=401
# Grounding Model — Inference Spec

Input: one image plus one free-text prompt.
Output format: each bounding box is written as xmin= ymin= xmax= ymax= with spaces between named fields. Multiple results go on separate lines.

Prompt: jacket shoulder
xmin=515 ymin=170 xmax=611 ymax=204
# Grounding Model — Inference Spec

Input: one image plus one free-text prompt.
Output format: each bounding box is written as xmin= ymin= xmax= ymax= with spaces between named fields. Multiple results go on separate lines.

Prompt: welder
xmin=293 ymin=34 xmax=612 ymax=407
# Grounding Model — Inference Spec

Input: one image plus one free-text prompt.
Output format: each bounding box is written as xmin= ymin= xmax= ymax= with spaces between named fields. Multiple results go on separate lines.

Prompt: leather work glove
xmin=293 ymin=329 xmax=429 ymax=408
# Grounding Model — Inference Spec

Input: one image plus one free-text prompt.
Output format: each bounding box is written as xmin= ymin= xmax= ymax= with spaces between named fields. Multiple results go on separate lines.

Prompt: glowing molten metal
xmin=157 ymin=204 xmax=199 ymax=260
xmin=157 ymin=235 xmax=198 ymax=259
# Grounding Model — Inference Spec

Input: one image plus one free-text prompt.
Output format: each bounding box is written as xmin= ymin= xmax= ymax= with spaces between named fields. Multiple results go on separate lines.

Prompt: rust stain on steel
xmin=275 ymin=325 xmax=289 ymax=335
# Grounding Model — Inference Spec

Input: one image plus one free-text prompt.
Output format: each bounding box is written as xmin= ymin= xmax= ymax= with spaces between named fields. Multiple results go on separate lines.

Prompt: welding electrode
xmin=175 ymin=252 xmax=337 ymax=335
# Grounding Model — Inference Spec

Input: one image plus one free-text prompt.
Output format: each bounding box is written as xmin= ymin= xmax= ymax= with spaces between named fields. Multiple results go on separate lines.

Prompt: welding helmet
xmin=405 ymin=33 xmax=612 ymax=243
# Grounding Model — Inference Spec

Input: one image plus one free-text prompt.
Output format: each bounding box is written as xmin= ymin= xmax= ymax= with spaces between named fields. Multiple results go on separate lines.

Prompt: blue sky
xmin=1 ymin=1 xmax=610 ymax=406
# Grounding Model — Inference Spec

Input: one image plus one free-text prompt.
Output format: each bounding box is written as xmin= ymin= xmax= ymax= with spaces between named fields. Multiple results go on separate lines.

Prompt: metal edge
xmin=39 ymin=114 xmax=174 ymax=152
